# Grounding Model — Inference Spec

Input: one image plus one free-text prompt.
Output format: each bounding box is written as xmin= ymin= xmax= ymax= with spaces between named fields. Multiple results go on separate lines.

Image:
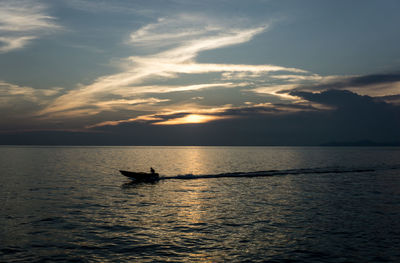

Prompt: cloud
xmin=332 ymin=72 xmax=400 ymax=88
xmin=289 ymin=89 xmax=400 ymax=118
xmin=111 ymin=83 xmax=239 ymax=96
xmin=87 ymin=89 xmax=399 ymax=146
xmin=0 ymin=81 xmax=61 ymax=105
xmin=39 ymin=15 xmax=307 ymax=120
xmin=250 ymin=84 xmax=302 ymax=100
xmin=320 ymin=73 xmax=400 ymax=97
xmin=276 ymin=72 xmax=400 ymax=97
xmin=0 ymin=0 xmax=60 ymax=52
xmin=149 ymin=25 xmax=268 ymax=62
xmin=93 ymin=98 xmax=170 ymax=112
xmin=377 ymin=94 xmax=400 ymax=105
xmin=24 ymin=12 xmax=399 ymax=136
xmin=87 ymin=98 xmax=321 ymax=129
xmin=62 ymin=0 xmax=155 ymax=15
xmin=3 ymin=88 xmax=399 ymax=145
xmin=291 ymin=89 xmax=372 ymax=109
xmin=153 ymin=114 xmax=229 ymax=125
xmin=246 ymin=71 xmax=400 ymax=106
xmin=0 ymin=80 xmax=63 ymax=132
xmin=129 ymin=14 xmax=223 ymax=47
xmin=87 ymin=104 xmax=233 ymax=128
xmin=0 ymin=36 xmax=36 ymax=53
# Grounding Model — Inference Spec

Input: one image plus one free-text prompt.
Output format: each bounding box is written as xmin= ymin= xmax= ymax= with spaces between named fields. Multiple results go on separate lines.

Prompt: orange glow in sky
xmin=153 ymin=114 xmax=227 ymax=125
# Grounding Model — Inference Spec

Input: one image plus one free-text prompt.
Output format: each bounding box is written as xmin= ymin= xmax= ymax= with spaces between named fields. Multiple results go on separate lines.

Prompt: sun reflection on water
xmin=174 ymin=147 xmax=210 ymax=175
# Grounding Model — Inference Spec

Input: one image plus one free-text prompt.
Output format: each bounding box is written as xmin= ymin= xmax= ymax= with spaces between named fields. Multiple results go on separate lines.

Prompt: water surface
xmin=1 ymin=146 xmax=399 ymax=262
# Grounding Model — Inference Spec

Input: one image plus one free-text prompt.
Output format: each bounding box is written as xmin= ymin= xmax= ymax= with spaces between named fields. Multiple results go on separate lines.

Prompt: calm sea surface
xmin=1 ymin=146 xmax=399 ymax=262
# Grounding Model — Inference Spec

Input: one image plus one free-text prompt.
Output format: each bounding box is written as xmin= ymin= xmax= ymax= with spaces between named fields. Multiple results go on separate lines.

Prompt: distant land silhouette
xmin=321 ymin=140 xmax=400 ymax=147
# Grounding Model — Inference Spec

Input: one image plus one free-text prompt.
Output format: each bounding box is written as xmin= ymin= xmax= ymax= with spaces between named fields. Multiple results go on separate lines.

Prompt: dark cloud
xmin=377 ymin=94 xmax=400 ymax=105
xmin=345 ymin=72 xmax=400 ymax=87
xmin=278 ymin=72 xmax=400 ymax=94
xmin=290 ymin=89 xmax=386 ymax=109
xmin=216 ymin=103 xmax=318 ymax=117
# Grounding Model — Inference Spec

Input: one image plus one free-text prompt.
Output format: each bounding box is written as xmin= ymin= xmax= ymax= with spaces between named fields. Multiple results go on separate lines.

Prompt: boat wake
xmin=162 ymin=164 xmax=400 ymax=180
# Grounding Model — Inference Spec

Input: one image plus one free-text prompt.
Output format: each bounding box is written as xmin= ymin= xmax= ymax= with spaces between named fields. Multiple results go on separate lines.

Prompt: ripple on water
xmin=1 ymin=146 xmax=400 ymax=262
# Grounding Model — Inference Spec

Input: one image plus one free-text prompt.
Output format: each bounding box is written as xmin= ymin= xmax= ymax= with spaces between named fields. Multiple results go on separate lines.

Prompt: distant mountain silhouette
xmin=321 ymin=140 xmax=400 ymax=146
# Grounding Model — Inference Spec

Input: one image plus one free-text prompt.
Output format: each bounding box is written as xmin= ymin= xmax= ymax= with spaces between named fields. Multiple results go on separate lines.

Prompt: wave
xmin=162 ymin=165 xmax=400 ymax=180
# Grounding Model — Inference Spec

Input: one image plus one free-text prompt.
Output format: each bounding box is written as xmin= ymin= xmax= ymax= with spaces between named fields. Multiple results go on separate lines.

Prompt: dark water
xmin=1 ymin=146 xmax=399 ymax=262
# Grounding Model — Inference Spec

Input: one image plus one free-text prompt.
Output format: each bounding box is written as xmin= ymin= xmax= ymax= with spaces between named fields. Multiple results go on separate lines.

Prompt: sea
xmin=0 ymin=146 xmax=399 ymax=262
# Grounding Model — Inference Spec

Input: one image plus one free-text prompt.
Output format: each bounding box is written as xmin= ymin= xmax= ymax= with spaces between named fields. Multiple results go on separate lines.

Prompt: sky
xmin=0 ymin=0 xmax=399 ymax=145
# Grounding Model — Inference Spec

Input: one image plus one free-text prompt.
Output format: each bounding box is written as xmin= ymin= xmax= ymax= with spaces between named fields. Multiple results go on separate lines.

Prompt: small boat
xmin=119 ymin=170 xmax=160 ymax=182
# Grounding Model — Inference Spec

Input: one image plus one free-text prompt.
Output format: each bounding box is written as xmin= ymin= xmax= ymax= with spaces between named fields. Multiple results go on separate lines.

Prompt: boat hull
xmin=119 ymin=170 xmax=160 ymax=182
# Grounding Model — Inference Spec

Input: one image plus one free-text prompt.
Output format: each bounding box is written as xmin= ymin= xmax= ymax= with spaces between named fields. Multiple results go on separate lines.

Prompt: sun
xmin=154 ymin=114 xmax=226 ymax=125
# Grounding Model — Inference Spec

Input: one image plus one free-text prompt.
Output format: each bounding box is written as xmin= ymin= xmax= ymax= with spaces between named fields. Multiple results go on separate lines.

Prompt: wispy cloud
xmin=0 ymin=80 xmax=62 ymax=129
xmin=40 ymin=15 xmax=306 ymax=120
xmin=88 ymin=98 xmax=324 ymax=128
xmin=129 ymin=15 xmax=222 ymax=47
xmin=0 ymin=81 xmax=60 ymax=104
xmin=0 ymin=36 xmax=36 ymax=53
xmin=0 ymin=0 xmax=60 ymax=52
xmin=62 ymin=0 xmax=156 ymax=16
xmin=111 ymin=83 xmax=240 ymax=96
xmin=87 ymin=104 xmax=233 ymax=128
xmin=93 ymin=98 xmax=170 ymax=111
